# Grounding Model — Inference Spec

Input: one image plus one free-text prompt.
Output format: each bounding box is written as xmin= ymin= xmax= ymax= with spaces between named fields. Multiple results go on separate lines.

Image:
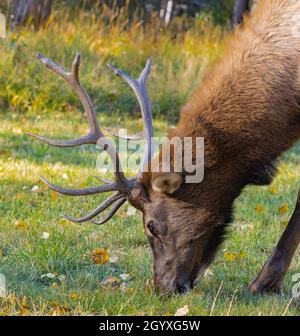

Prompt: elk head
xmin=27 ymin=53 xmax=230 ymax=294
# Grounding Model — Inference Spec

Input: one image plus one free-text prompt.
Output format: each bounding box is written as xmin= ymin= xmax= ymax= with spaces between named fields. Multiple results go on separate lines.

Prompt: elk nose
xmin=175 ymin=282 xmax=191 ymax=294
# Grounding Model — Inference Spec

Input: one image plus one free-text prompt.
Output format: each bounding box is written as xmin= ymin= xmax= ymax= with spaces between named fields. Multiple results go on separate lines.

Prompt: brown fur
xmin=131 ymin=0 xmax=300 ymax=293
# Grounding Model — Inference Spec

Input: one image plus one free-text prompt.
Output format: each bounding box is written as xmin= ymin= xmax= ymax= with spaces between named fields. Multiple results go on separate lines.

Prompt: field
xmin=0 ymin=8 xmax=300 ymax=316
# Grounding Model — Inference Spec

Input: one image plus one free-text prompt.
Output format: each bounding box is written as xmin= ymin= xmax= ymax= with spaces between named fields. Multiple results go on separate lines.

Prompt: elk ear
xmin=152 ymin=173 xmax=183 ymax=195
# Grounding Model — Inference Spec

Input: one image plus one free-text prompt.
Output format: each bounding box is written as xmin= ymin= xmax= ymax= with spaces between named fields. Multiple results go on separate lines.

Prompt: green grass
xmin=0 ymin=112 xmax=300 ymax=316
xmin=0 ymin=8 xmax=300 ymax=316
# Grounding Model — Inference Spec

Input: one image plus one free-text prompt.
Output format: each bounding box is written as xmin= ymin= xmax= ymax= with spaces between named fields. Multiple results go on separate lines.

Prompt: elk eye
xmin=147 ymin=221 xmax=155 ymax=234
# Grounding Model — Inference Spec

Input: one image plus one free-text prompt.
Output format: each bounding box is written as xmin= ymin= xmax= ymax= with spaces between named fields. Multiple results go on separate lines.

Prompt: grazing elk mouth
xmin=154 ymin=263 xmax=210 ymax=295
xmin=170 ymin=266 xmax=209 ymax=294
xmin=175 ymin=282 xmax=192 ymax=294
xmin=175 ymin=265 xmax=210 ymax=294
xmin=154 ymin=279 xmax=193 ymax=295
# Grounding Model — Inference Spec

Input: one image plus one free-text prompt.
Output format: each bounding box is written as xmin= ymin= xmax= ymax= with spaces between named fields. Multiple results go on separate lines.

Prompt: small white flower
xmin=62 ymin=173 xmax=68 ymax=179
xmin=41 ymin=232 xmax=50 ymax=240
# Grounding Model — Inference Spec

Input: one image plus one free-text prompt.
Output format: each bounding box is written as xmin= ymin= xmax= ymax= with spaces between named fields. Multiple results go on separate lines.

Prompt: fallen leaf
xmin=106 ymin=276 xmax=120 ymax=284
xmin=224 ymin=252 xmax=236 ymax=262
xmin=68 ymin=293 xmax=80 ymax=300
xmin=49 ymin=301 xmax=71 ymax=315
xmin=59 ymin=218 xmax=69 ymax=226
xmin=175 ymin=305 xmax=189 ymax=316
xmin=255 ymin=204 xmax=264 ymax=213
xmin=15 ymin=192 xmax=26 ymax=201
xmin=92 ymin=248 xmax=110 ymax=265
xmin=14 ymin=220 xmax=29 ymax=231
xmin=193 ymin=288 xmax=201 ymax=295
xmin=50 ymin=190 xmax=58 ymax=201
xmin=224 ymin=251 xmax=246 ymax=262
xmin=52 ymin=282 xmax=59 ymax=289
xmin=19 ymin=297 xmax=29 ymax=316
xmin=279 ymin=204 xmax=288 ymax=214
xmin=102 ymin=276 xmax=120 ymax=286
xmin=0 ymin=151 xmax=10 ymax=158
xmin=270 ymin=186 xmax=278 ymax=194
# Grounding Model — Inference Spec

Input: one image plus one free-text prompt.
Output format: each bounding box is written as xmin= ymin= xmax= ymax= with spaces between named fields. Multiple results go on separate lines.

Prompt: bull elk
xmin=27 ymin=0 xmax=300 ymax=294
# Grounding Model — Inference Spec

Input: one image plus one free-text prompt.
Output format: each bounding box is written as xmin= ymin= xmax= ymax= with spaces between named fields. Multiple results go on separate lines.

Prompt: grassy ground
xmin=0 ymin=9 xmax=300 ymax=316
xmin=1 ymin=109 xmax=300 ymax=316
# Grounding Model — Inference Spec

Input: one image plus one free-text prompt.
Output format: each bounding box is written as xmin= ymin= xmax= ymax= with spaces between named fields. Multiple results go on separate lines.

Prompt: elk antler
xmin=26 ymin=52 xmax=153 ymax=224
xmin=107 ymin=59 xmax=154 ymax=174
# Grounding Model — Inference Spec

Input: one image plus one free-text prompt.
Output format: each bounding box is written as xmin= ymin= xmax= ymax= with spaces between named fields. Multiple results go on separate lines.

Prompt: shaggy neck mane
xmin=143 ymin=0 xmax=300 ymax=225
xmin=173 ymin=21 xmax=300 ymax=208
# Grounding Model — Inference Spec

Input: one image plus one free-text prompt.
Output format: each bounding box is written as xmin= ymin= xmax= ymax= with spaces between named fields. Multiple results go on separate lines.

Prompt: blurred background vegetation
xmin=1 ymin=1 xmax=237 ymax=27
xmin=0 ymin=1 xmax=257 ymax=122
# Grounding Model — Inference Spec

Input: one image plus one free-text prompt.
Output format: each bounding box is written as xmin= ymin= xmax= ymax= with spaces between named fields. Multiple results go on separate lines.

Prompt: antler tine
xmin=104 ymin=127 xmax=144 ymax=141
xmin=26 ymin=53 xmax=103 ymax=146
xmin=27 ymin=52 xmax=132 ymax=194
xmin=108 ymin=59 xmax=154 ymax=175
xmin=24 ymin=133 xmax=98 ymax=148
xmin=91 ymin=198 xmax=126 ymax=225
xmin=61 ymin=192 xmax=125 ymax=223
xmin=93 ymin=176 xmax=114 ymax=184
xmin=40 ymin=176 xmax=117 ymax=196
